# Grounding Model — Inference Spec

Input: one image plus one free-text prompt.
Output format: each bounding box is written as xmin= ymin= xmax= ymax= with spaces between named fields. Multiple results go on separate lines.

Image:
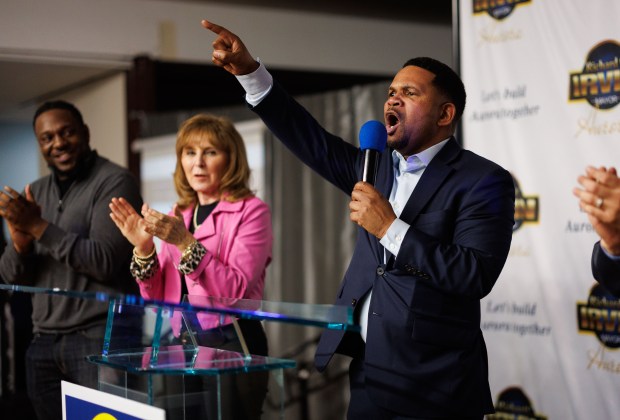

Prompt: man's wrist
xmin=13 ymin=241 xmax=33 ymax=255
xmin=380 ymin=218 xmax=410 ymax=257
xmin=236 ymin=60 xmax=273 ymax=106
xmin=30 ymin=219 xmax=49 ymax=240
xmin=600 ymin=239 xmax=620 ymax=257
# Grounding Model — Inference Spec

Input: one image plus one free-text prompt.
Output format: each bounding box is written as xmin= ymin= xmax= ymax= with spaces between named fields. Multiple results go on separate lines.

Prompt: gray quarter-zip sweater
xmin=0 ymin=150 xmax=142 ymax=333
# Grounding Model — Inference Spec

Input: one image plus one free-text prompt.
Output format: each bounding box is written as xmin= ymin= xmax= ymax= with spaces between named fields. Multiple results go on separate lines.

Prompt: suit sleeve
xmin=592 ymin=241 xmax=620 ymax=297
xmin=252 ymin=82 xmax=361 ymax=194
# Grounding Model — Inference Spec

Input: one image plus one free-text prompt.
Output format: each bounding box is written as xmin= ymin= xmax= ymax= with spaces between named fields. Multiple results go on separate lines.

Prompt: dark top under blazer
xmin=251 ymin=82 xmax=515 ymax=418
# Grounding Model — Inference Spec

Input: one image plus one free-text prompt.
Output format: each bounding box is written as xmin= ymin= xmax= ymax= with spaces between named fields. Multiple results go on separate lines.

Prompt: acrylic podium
xmin=0 ymin=283 xmax=358 ymax=419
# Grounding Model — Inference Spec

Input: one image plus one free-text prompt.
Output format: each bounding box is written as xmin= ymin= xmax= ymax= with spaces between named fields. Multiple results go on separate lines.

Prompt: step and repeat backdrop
xmin=459 ymin=1 xmax=620 ymax=419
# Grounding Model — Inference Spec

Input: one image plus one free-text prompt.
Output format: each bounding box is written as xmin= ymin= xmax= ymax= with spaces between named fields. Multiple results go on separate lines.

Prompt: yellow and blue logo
xmin=513 ymin=174 xmax=539 ymax=233
xmin=65 ymin=396 xmax=142 ymax=420
xmin=569 ymin=40 xmax=620 ymax=110
xmin=577 ymin=283 xmax=620 ymax=348
xmin=487 ymin=386 xmax=547 ymax=420
xmin=473 ymin=0 xmax=531 ymax=20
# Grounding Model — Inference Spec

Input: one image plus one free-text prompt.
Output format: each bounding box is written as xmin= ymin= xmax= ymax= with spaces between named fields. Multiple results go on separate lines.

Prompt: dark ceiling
xmin=132 ymin=58 xmax=394 ymax=113
xmin=203 ymin=0 xmax=453 ymax=24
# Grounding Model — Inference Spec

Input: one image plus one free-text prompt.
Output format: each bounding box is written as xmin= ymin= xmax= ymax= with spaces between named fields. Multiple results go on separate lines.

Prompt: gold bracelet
xmin=181 ymin=240 xmax=199 ymax=259
xmin=178 ymin=240 xmax=206 ymax=275
xmin=130 ymin=253 xmax=159 ymax=281
xmin=133 ymin=246 xmax=156 ymax=261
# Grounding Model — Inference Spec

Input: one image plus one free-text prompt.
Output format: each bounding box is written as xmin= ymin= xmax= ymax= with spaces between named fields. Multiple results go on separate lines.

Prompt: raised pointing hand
xmin=201 ymin=19 xmax=259 ymax=76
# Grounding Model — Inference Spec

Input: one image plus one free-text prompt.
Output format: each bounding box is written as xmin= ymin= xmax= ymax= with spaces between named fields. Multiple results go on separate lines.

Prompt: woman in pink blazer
xmin=109 ymin=114 xmax=272 ymax=419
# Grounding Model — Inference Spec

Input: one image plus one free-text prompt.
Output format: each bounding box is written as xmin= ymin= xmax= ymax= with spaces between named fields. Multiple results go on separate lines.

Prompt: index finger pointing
xmin=201 ymin=19 xmax=226 ymax=35
xmin=201 ymin=19 xmax=233 ymax=51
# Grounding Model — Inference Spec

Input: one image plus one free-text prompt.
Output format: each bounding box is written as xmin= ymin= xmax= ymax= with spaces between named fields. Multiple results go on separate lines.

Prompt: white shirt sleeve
xmin=235 ymin=60 xmax=273 ymax=106
xmin=379 ymin=218 xmax=410 ymax=258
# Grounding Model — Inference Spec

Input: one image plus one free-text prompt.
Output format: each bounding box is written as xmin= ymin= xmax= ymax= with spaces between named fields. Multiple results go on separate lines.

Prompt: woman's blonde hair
xmin=173 ymin=114 xmax=253 ymax=209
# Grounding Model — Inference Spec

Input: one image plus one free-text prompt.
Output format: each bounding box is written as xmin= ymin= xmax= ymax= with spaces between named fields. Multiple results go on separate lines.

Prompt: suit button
xmin=376 ymin=267 xmax=385 ymax=276
xmin=351 ymin=299 xmax=357 ymax=306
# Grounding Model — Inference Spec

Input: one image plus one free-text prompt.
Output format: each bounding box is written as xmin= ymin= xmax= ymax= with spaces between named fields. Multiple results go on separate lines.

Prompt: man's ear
xmin=437 ymin=102 xmax=456 ymax=127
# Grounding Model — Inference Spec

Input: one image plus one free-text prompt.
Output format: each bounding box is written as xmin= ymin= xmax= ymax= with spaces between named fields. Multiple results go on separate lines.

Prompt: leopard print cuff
xmin=130 ymin=252 xmax=159 ymax=281
xmin=178 ymin=240 xmax=207 ymax=275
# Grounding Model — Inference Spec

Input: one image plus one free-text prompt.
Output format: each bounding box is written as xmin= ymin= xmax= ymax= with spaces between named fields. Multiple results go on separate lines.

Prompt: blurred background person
xmin=109 ymin=113 xmax=272 ymax=419
xmin=0 ymin=218 xmax=5 ymax=255
xmin=0 ymin=216 xmax=34 ymax=418
xmin=0 ymin=100 xmax=143 ymax=420
xmin=574 ymin=165 xmax=620 ymax=296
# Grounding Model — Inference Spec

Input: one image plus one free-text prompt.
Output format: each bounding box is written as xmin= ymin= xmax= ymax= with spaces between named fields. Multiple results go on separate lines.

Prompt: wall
xmin=0 ymin=0 xmax=451 ymax=75
xmin=1 ymin=0 xmax=452 ymax=180
xmin=58 ymin=73 xmax=127 ymax=167
xmin=0 ymin=123 xmax=39 ymax=242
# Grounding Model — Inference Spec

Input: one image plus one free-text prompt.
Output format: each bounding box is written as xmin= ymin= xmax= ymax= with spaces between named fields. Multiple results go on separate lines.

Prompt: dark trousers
xmin=347 ymin=359 xmax=483 ymax=420
xmin=25 ymin=327 xmax=104 ymax=420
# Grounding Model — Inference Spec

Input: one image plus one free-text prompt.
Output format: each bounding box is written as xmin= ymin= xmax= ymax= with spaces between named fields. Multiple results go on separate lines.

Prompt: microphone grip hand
xmin=350 ymin=182 xmax=396 ymax=238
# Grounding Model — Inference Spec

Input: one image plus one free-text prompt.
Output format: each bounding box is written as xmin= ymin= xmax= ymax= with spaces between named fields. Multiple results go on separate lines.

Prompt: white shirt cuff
xmin=380 ymin=218 xmax=410 ymax=258
xmin=235 ymin=60 xmax=273 ymax=106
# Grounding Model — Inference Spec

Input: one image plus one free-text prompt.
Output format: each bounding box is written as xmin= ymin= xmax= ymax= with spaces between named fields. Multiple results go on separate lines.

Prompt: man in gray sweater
xmin=0 ymin=101 xmax=142 ymax=419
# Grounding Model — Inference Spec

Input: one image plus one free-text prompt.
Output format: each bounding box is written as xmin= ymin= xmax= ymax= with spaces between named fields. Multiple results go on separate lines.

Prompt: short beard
xmin=49 ymin=148 xmax=93 ymax=181
xmin=387 ymin=137 xmax=405 ymax=151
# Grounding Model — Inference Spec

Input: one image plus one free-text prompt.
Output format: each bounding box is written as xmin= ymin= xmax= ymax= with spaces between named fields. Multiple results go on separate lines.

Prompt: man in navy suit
xmin=202 ymin=20 xmax=514 ymax=419
xmin=574 ymin=166 xmax=620 ymax=297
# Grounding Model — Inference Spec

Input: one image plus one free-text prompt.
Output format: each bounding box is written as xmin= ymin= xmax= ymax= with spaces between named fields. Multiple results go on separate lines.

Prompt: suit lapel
xmin=368 ymin=151 xmax=395 ymax=262
xmin=398 ymin=138 xmax=461 ymax=222
xmin=375 ymin=150 xmax=394 ymax=198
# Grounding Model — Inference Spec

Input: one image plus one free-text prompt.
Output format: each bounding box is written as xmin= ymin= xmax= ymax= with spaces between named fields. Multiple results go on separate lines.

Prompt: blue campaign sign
xmin=65 ymin=395 xmax=143 ymax=420
xmin=62 ymin=381 xmax=165 ymax=420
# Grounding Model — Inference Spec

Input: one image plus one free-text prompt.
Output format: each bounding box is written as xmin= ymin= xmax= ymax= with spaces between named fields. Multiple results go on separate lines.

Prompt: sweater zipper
xmin=55 ymin=181 xmax=76 ymax=215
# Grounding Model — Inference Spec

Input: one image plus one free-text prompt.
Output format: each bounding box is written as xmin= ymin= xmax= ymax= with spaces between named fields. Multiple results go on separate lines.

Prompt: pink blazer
xmin=136 ymin=196 xmax=272 ymax=332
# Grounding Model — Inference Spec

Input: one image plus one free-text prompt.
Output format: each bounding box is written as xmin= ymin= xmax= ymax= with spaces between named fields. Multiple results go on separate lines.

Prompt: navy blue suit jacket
xmin=592 ymin=242 xmax=620 ymax=297
xmin=252 ymin=82 xmax=515 ymax=417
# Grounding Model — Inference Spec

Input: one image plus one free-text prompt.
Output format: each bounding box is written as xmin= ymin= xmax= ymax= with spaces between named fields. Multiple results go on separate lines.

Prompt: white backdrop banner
xmin=459 ymin=1 xmax=620 ymax=419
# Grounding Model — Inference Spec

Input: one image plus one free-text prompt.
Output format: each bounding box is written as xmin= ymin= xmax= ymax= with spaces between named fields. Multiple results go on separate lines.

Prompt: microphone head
xmin=359 ymin=120 xmax=387 ymax=152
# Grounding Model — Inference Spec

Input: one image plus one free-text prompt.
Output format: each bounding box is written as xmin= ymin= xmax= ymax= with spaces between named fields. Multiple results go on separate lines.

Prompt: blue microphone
xmin=359 ymin=120 xmax=387 ymax=186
